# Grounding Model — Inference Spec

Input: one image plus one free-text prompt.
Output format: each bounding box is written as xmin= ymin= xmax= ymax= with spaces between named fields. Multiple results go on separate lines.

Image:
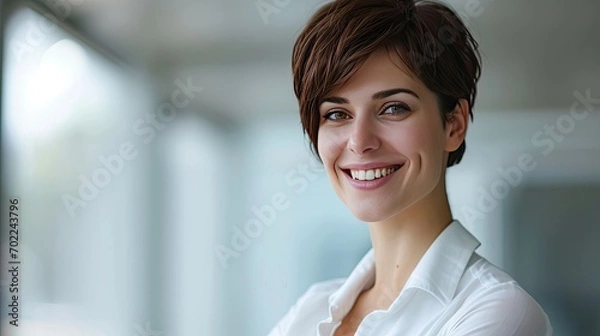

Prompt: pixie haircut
xmin=292 ymin=0 xmax=482 ymax=167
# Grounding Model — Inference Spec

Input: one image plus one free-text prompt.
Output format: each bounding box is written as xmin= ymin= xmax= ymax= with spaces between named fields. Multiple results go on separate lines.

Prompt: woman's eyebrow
xmin=372 ymin=88 xmax=420 ymax=100
xmin=322 ymin=87 xmax=420 ymax=104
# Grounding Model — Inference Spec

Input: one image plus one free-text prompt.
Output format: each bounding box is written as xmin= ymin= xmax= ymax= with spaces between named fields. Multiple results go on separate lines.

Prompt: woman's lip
xmin=342 ymin=164 xmax=403 ymax=190
xmin=340 ymin=162 xmax=405 ymax=170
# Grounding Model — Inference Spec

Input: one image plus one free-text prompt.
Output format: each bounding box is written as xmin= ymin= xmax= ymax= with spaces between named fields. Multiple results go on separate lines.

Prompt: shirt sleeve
xmin=443 ymin=284 xmax=553 ymax=336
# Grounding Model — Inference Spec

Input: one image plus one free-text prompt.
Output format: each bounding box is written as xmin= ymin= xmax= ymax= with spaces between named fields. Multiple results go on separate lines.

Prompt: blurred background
xmin=0 ymin=0 xmax=599 ymax=335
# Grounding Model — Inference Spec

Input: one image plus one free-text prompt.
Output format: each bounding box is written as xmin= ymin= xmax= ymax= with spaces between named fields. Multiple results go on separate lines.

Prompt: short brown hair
xmin=292 ymin=0 xmax=481 ymax=167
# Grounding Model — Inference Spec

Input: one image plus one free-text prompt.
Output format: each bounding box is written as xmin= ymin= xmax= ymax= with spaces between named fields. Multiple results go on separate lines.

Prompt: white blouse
xmin=268 ymin=220 xmax=552 ymax=335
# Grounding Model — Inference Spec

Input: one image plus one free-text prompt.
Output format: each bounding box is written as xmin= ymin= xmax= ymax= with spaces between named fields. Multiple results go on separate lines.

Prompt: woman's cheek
xmin=386 ymin=125 xmax=423 ymax=155
xmin=405 ymin=118 xmax=439 ymax=150
xmin=318 ymin=128 xmax=345 ymax=158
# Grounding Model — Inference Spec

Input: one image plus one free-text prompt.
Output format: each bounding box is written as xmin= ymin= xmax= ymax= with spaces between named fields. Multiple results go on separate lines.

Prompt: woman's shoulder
xmin=446 ymin=253 xmax=553 ymax=335
xmin=462 ymin=252 xmax=518 ymax=286
xmin=446 ymin=283 xmax=552 ymax=335
xmin=459 ymin=253 xmax=547 ymax=311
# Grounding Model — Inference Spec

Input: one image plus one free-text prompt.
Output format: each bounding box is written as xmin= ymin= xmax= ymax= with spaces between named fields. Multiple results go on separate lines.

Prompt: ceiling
xmin=24 ymin=0 xmax=600 ymax=122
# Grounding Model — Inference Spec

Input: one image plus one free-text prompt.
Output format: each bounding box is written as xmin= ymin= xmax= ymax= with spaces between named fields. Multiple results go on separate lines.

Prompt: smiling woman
xmin=315 ymin=49 xmax=465 ymax=224
xmin=268 ymin=0 xmax=553 ymax=335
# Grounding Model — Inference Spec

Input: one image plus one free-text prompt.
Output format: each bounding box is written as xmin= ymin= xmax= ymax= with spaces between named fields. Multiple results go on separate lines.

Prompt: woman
xmin=269 ymin=0 xmax=552 ymax=335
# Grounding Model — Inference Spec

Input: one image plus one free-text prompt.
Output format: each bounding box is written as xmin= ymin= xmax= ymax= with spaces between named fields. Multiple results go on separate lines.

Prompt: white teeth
xmin=350 ymin=166 xmax=400 ymax=181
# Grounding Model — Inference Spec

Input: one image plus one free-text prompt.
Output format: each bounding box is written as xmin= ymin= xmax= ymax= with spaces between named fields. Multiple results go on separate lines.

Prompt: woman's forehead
xmin=326 ymin=49 xmax=427 ymax=99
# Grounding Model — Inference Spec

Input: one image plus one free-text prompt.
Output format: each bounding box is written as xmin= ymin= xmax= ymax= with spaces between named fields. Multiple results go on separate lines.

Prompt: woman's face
xmin=317 ymin=49 xmax=462 ymax=222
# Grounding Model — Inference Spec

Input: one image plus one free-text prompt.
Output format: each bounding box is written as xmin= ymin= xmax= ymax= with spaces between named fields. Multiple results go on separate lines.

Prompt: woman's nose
xmin=347 ymin=117 xmax=381 ymax=155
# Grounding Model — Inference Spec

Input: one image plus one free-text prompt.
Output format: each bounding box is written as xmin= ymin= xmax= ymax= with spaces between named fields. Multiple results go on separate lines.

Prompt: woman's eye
xmin=323 ymin=111 xmax=350 ymax=121
xmin=381 ymin=103 xmax=410 ymax=116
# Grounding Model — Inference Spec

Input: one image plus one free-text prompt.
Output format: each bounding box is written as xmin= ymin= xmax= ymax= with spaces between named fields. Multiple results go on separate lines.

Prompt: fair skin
xmin=317 ymin=49 xmax=470 ymax=336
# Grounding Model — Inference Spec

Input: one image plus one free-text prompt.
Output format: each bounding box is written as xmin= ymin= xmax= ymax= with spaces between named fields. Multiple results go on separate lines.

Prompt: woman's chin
xmin=346 ymin=198 xmax=412 ymax=223
xmin=348 ymin=205 xmax=392 ymax=223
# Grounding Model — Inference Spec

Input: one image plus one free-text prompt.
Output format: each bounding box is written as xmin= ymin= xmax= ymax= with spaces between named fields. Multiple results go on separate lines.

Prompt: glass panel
xmin=2 ymin=6 xmax=151 ymax=335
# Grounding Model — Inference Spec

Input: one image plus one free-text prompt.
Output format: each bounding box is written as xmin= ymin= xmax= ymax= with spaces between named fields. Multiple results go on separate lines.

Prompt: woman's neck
xmin=366 ymin=179 xmax=453 ymax=309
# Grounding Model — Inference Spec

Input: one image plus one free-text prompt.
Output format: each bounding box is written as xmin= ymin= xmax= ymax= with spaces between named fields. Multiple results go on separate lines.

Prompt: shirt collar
xmin=328 ymin=219 xmax=481 ymax=313
xmin=327 ymin=247 xmax=376 ymax=319
xmin=403 ymin=219 xmax=481 ymax=304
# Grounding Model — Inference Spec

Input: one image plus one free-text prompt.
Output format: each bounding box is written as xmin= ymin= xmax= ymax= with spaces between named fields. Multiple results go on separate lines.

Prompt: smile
xmin=348 ymin=165 xmax=402 ymax=181
xmin=341 ymin=163 xmax=404 ymax=191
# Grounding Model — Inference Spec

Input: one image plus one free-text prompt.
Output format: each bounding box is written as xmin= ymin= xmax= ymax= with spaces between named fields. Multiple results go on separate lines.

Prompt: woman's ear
xmin=444 ymin=98 xmax=470 ymax=152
